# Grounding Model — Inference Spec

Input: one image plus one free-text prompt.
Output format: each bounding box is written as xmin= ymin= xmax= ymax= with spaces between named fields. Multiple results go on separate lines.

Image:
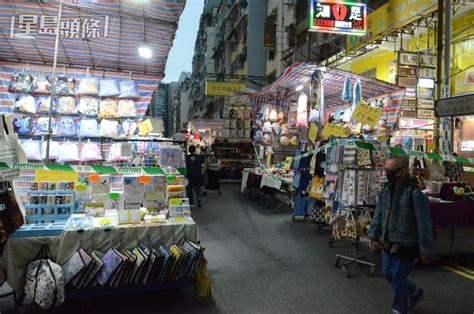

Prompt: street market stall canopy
xmin=252 ymin=62 xmax=406 ymax=128
xmin=0 ymin=0 xmax=186 ymax=77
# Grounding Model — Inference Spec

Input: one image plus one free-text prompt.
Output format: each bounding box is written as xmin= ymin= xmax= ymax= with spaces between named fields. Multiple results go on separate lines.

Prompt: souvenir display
xmin=57 ymin=96 xmax=77 ymax=114
xmin=118 ymin=100 xmax=137 ymax=118
xmin=35 ymin=117 xmax=55 ymax=135
xmin=78 ymin=97 xmax=99 ymax=116
xmin=32 ymin=76 xmax=52 ymax=94
xmin=15 ymin=94 xmax=37 ymax=114
xmin=99 ymin=79 xmax=120 ymax=97
xmin=36 ymin=96 xmax=56 ymax=113
xmin=99 ymin=119 xmax=119 ymax=138
xmin=56 ymin=117 xmax=78 ymax=137
xmin=77 ymin=77 xmax=99 ymax=95
xmin=79 ymin=119 xmax=99 ymax=137
xmin=119 ymin=120 xmax=138 ymax=138
xmin=99 ymin=99 xmax=119 ymax=119
xmin=54 ymin=77 xmax=75 ymax=95
xmin=9 ymin=72 xmax=33 ymax=93
xmin=119 ymin=80 xmax=139 ymax=98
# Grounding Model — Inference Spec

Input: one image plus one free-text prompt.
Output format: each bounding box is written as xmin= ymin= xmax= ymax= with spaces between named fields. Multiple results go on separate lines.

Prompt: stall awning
xmin=253 ymin=62 xmax=404 ymax=108
xmin=0 ymin=0 xmax=186 ymax=77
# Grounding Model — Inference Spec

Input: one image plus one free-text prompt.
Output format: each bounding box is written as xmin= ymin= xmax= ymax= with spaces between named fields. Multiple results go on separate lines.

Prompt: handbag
xmin=0 ymin=115 xmax=21 ymax=181
xmin=0 ymin=182 xmax=24 ymax=241
xmin=412 ymin=145 xmax=430 ymax=179
xmin=428 ymin=161 xmax=446 ymax=181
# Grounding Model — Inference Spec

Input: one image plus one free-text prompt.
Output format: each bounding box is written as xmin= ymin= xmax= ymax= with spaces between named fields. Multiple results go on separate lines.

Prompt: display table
xmin=2 ymin=221 xmax=199 ymax=294
xmin=430 ymin=202 xmax=474 ymax=255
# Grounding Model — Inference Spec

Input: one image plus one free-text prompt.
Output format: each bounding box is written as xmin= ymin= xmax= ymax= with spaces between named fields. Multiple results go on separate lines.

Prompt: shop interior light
xmin=296 ymin=85 xmax=305 ymax=91
xmin=418 ymin=78 xmax=435 ymax=88
xmin=138 ymin=46 xmax=152 ymax=58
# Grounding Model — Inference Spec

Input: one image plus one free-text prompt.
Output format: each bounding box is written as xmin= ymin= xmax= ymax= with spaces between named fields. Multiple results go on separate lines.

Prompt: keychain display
xmin=15 ymin=94 xmax=37 ymax=114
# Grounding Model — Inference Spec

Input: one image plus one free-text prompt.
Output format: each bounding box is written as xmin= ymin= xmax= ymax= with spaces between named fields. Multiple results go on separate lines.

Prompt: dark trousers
xmin=187 ymin=182 xmax=202 ymax=206
xmin=382 ymin=251 xmax=417 ymax=313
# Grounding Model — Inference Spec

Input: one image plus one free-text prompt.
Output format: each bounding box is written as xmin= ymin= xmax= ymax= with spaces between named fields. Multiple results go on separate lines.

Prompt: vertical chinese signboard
xmin=309 ymin=1 xmax=367 ymax=36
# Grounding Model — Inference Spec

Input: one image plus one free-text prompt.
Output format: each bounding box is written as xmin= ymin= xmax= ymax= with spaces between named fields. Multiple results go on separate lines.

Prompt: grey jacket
xmin=368 ymin=176 xmax=435 ymax=256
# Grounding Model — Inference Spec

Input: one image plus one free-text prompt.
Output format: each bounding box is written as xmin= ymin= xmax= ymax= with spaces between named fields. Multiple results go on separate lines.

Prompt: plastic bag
xmin=22 ymin=140 xmax=42 ymax=161
xmin=119 ymin=80 xmax=139 ymax=98
xmin=35 ymin=117 xmax=54 ymax=135
xmin=57 ymin=117 xmax=77 ymax=137
xmin=99 ymin=99 xmax=119 ymax=119
xmin=77 ymin=77 xmax=99 ymax=95
xmin=118 ymin=100 xmax=137 ymax=117
xmin=41 ymin=141 xmax=60 ymax=160
xmin=79 ymin=119 xmax=99 ymax=137
xmin=13 ymin=116 xmax=34 ymax=135
xmin=80 ymin=141 xmax=102 ymax=162
xmin=57 ymin=142 xmax=80 ymax=163
xmin=10 ymin=72 xmax=33 ymax=93
xmin=78 ymin=97 xmax=99 ymax=116
xmin=15 ymin=94 xmax=37 ymax=114
xmin=99 ymin=79 xmax=120 ymax=97
xmin=54 ymin=77 xmax=75 ymax=95
xmin=36 ymin=96 xmax=57 ymax=113
xmin=119 ymin=119 xmax=137 ymax=138
xmin=106 ymin=143 xmax=126 ymax=162
xmin=99 ymin=119 xmax=119 ymax=138
xmin=32 ymin=76 xmax=51 ymax=94
xmin=57 ymin=96 xmax=77 ymax=114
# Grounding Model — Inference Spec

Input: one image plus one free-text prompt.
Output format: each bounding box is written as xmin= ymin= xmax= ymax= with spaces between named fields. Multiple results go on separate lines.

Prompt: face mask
xmin=386 ymin=169 xmax=400 ymax=182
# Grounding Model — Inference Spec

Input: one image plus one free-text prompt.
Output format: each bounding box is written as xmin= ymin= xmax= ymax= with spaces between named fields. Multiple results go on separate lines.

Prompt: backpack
xmin=25 ymin=246 xmax=65 ymax=310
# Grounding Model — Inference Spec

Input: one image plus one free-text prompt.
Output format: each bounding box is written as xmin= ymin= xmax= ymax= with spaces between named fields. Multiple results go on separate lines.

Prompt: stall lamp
xmin=296 ymin=85 xmax=305 ymax=91
xmin=138 ymin=46 xmax=152 ymax=58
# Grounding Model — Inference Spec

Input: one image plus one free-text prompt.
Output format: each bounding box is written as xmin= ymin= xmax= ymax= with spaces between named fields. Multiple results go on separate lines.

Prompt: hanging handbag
xmin=0 ymin=182 xmax=24 ymax=241
xmin=0 ymin=115 xmax=21 ymax=181
xmin=428 ymin=161 xmax=446 ymax=181
xmin=412 ymin=145 xmax=430 ymax=179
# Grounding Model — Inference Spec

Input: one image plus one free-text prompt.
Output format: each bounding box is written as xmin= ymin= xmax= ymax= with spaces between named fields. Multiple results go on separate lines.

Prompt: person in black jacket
xmin=185 ymin=145 xmax=204 ymax=208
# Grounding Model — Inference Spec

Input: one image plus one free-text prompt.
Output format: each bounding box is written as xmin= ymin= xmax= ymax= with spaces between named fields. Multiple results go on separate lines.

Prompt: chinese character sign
xmin=10 ymin=15 xmax=109 ymax=39
xmin=351 ymin=101 xmax=383 ymax=129
xmin=205 ymin=81 xmax=247 ymax=97
xmin=310 ymin=1 xmax=367 ymax=36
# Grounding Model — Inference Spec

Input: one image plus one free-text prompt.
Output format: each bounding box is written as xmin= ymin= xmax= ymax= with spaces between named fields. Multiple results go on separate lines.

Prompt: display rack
xmin=213 ymin=138 xmax=256 ymax=182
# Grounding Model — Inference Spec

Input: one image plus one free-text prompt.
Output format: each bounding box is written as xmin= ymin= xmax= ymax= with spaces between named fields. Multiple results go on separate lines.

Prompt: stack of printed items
xmin=168 ymin=198 xmax=191 ymax=219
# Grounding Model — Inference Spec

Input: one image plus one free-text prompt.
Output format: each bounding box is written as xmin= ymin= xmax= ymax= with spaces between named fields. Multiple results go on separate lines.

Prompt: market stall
xmin=0 ymin=0 xmax=212 ymax=309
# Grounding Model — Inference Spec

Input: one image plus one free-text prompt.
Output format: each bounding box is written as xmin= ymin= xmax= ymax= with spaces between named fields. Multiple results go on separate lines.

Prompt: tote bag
xmin=0 ymin=115 xmax=21 ymax=181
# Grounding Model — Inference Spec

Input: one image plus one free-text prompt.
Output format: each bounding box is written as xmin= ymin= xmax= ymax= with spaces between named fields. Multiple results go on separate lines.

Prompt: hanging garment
xmin=342 ymin=77 xmax=352 ymax=102
xmin=352 ymin=78 xmax=362 ymax=108
xmin=296 ymin=93 xmax=308 ymax=128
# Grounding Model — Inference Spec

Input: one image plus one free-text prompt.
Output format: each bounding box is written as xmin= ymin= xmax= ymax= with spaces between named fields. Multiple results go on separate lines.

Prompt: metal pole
xmin=45 ymin=0 xmax=63 ymax=161
xmin=434 ymin=0 xmax=444 ymax=153
xmin=444 ymin=0 xmax=453 ymax=154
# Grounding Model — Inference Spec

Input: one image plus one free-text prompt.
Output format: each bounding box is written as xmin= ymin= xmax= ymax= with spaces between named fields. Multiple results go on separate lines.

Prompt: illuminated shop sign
xmin=309 ymin=1 xmax=367 ymax=36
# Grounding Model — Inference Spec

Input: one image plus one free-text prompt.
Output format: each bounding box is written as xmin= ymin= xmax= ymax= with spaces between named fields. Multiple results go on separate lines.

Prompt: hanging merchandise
xmin=0 ymin=182 xmax=25 ymax=241
xmin=37 ymin=96 xmax=56 ymax=113
xmin=79 ymin=119 xmax=100 ymax=137
xmin=107 ymin=142 xmax=127 ymax=162
xmin=119 ymin=80 xmax=139 ymax=98
xmin=119 ymin=120 xmax=138 ymax=138
xmin=99 ymin=119 xmax=119 ymax=138
xmin=32 ymin=76 xmax=51 ymax=94
xmin=296 ymin=93 xmax=308 ymax=128
xmin=78 ymin=97 xmax=99 ymax=116
xmin=54 ymin=77 xmax=75 ymax=96
xmin=428 ymin=161 xmax=446 ymax=181
xmin=309 ymin=176 xmax=324 ymax=200
xmin=77 ymin=77 xmax=99 ymax=95
xmin=99 ymin=79 xmax=120 ymax=97
xmin=35 ymin=117 xmax=54 ymax=135
xmin=56 ymin=142 xmax=80 ymax=163
xmin=269 ymin=108 xmax=278 ymax=122
xmin=356 ymin=148 xmax=372 ymax=167
xmin=57 ymin=96 xmax=77 ymax=114
xmin=342 ymin=77 xmax=352 ymax=102
xmin=9 ymin=72 xmax=33 ymax=93
xmin=412 ymin=145 xmax=429 ymax=179
xmin=80 ymin=141 xmax=102 ymax=162
xmin=41 ymin=141 xmax=60 ymax=160
xmin=308 ymin=109 xmax=320 ymax=122
xmin=15 ymin=94 xmax=37 ymax=114
xmin=352 ymin=79 xmax=362 ymax=109
xmin=22 ymin=140 xmax=42 ymax=161
xmin=99 ymin=99 xmax=119 ymax=119
xmin=13 ymin=116 xmax=34 ymax=135
xmin=57 ymin=117 xmax=78 ymax=137
xmin=118 ymin=100 xmax=137 ymax=118
xmin=308 ymin=123 xmax=318 ymax=142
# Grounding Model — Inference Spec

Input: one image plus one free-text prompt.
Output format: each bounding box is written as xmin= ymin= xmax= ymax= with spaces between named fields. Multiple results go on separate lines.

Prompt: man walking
xmin=185 ymin=145 xmax=204 ymax=208
xmin=368 ymin=156 xmax=434 ymax=314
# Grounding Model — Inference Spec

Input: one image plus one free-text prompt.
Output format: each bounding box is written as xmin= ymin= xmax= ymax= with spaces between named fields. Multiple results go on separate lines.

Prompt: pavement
xmin=2 ymin=184 xmax=474 ymax=313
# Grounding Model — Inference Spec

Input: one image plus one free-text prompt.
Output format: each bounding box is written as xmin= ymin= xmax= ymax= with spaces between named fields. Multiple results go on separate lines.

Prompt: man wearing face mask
xmin=368 ymin=156 xmax=434 ymax=314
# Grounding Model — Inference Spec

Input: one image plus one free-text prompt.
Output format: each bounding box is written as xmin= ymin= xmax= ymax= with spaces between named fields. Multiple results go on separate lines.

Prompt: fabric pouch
xmin=80 ymin=141 xmax=102 ymax=162
xmin=57 ymin=96 xmax=77 ymax=114
xmin=10 ymin=72 xmax=33 ymax=93
xmin=57 ymin=142 xmax=80 ymax=162
xmin=32 ymin=76 xmax=52 ymax=94
xmin=78 ymin=97 xmax=99 ymax=116
xmin=99 ymin=79 xmax=120 ymax=97
xmin=15 ymin=94 xmax=37 ymax=114
xmin=22 ymin=140 xmax=42 ymax=161
xmin=35 ymin=117 xmax=54 ymax=135
xmin=119 ymin=119 xmax=138 ymax=138
xmin=99 ymin=119 xmax=119 ymax=138
xmin=118 ymin=100 xmax=137 ymax=117
xmin=57 ymin=117 xmax=77 ymax=137
xmin=77 ymin=77 xmax=99 ymax=95
xmin=55 ymin=77 xmax=75 ymax=95
xmin=13 ymin=116 xmax=34 ymax=135
xmin=79 ymin=119 xmax=99 ymax=137
xmin=107 ymin=143 xmax=127 ymax=162
xmin=36 ymin=96 xmax=57 ymax=113
xmin=41 ymin=141 xmax=61 ymax=160
xmin=119 ymin=80 xmax=139 ymax=98
xmin=99 ymin=99 xmax=119 ymax=119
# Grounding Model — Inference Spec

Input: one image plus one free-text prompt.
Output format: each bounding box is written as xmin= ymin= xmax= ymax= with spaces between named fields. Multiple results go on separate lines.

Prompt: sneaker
xmin=409 ymin=287 xmax=424 ymax=310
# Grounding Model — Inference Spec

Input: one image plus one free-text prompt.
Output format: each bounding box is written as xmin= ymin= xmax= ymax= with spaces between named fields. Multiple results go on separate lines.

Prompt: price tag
xmin=322 ymin=123 xmax=350 ymax=139
xmin=138 ymin=119 xmax=153 ymax=136
xmin=351 ymin=101 xmax=383 ymax=128
xmin=108 ymin=192 xmax=121 ymax=201
xmin=308 ymin=123 xmax=318 ymax=142
xmin=35 ymin=170 xmax=78 ymax=183
xmin=283 ymin=157 xmax=293 ymax=171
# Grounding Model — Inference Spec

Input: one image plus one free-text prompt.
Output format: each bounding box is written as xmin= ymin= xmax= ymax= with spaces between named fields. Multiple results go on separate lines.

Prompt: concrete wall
xmin=247 ymin=0 xmax=267 ymax=88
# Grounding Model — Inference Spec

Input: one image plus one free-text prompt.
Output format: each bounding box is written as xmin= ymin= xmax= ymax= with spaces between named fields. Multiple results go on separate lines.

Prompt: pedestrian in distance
xmin=185 ymin=145 xmax=204 ymax=208
xmin=368 ymin=156 xmax=434 ymax=314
